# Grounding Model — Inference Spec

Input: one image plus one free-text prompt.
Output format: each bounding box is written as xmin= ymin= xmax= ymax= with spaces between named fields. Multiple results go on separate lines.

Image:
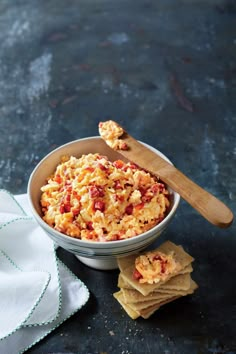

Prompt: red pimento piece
xmin=158 ymin=183 xmax=165 ymax=193
xmin=73 ymin=191 xmax=81 ymax=201
xmin=65 ymin=194 xmax=71 ymax=202
xmin=89 ymin=185 xmax=105 ymax=198
xmin=150 ymin=184 xmax=160 ymax=194
xmin=87 ymin=221 xmax=94 ymax=230
xmin=113 ymin=160 xmax=124 ymax=169
xmin=134 ymin=202 xmax=144 ymax=211
xmin=64 ymin=204 xmax=71 ymax=212
xmin=142 ymin=194 xmax=152 ymax=203
xmin=129 ymin=163 xmax=138 ymax=169
xmin=139 ymin=187 xmax=147 ymax=196
xmin=65 ymin=181 xmax=72 ymax=187
xmin=54 ymin=175 xmax=62 ymax=184
xmin=114 ymin=194 xmax=124 ymax=202
xmin=86 ymin=231 xmax=96 ymax=240
xmin=72 ymin=208 xmax=80 ymax=216
xmin=153 ymin=255 xmax=162 ymax=261
xmin=59 ymin=204 xmax=65 ymax=214
xmin=133 ymin=269 xmax=143 ymax=280
xmin=153 ymin=255 xmax=168 ymax=273
xmin=114 ymin=180 xmax=123 ymax=190
xmin=120 ymin=142 xmax=128 ymax=150
xmin=161 ymin=261 xmax=168 ymax=273
xmin=122 ymin=163 xmax=138 ymax=172
xmin=125 ymin=204 xmax=133 ymax=215
xmin=98 ymin=163 xmax=107 ymax=171
xmin=93 ymin=200 xmax=105 ymax=213
xmin=84 ymin=167 xmax=95 ymax=173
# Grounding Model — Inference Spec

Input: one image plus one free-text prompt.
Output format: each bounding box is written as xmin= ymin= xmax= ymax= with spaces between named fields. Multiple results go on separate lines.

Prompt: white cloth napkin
xmin=0 ymin=190 xmax=89 ymax=354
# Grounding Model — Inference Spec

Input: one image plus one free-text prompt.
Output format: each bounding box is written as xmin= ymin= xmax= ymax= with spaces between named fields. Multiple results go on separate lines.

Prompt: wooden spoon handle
xmin=157 ymin=163 xmax=233 ymax=228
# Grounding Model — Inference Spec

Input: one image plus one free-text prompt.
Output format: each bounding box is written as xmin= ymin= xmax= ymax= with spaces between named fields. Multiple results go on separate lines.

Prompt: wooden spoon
xmin=100 ymin=121 xmax=233 ymax=228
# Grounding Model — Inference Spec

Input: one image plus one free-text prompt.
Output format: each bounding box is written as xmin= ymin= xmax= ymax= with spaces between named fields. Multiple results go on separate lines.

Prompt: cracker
xmin=122 ymin=278 xmax=198 ymax=310
xmin=117 ymin=245 xmax=193 ymax=287
xmin=161 ymin=278 xmax=198 ymax=297
xmin=117 ymin=273 xmax=128 ymax=288
xmin=118 ymin=241 xmax=194 ymax=272
xmin=160 ymin=272 xmax=192 ymax=291
xmin=117 ymin=254 xmax=137 ymax=273
xmin=120 ymin=275 xmax=191 ymax=304
xmin=122 ymin=287 xmax=172 ymax=305
xmin=117 ymin=264 xmax=193 ymax=291
xmin=139 ymin=279 xmax=198 ymax=319
xmin=139 ymin=296 xmax=181 ymax=319
xmin=114 ymin=241 xmax=198 ymax=319
xmin=152 ymin=241 xmax=194 ymax=268
xmin=121 ymin=242 xmax=194 ymax=296
xmin=128 ymin=293 xmax=176 ymax=311
xmin=113 ymin=291 xmax=140 ymax=320
xmin=178 ymin=263 xmax=193 ymax=275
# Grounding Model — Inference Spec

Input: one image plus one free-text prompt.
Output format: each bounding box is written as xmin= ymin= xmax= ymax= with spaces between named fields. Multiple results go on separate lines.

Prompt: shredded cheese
xmin=40 ymin=153 xmax=170 ymax=242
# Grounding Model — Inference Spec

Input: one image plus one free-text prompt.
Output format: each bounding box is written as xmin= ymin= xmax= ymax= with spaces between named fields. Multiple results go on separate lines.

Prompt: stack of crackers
xmin=113 ymin=241 xmax=198 ymax=319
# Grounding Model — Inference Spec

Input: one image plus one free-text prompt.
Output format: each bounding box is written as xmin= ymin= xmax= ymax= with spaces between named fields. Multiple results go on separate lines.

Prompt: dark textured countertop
xmin=0 ymin=1 xmax=236 ymax=353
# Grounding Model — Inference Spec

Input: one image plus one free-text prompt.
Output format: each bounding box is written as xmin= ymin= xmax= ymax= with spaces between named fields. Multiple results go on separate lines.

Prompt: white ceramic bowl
xmin=27 ymin=137 xmax=180 ymax=270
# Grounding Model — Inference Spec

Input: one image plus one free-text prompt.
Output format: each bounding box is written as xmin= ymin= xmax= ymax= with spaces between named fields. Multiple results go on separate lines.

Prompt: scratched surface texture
xmin=0 ymin=0 xmax=236 ymax=353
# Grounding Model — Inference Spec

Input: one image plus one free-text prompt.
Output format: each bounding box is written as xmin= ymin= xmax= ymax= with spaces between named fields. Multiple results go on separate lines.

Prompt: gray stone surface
xmin=0 ymin=0 xmax=235 ymax=353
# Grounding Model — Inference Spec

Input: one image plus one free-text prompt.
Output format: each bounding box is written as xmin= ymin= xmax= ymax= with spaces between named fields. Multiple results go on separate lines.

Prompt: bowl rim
xmin=27 ymin=136 xmax=180 ymax=248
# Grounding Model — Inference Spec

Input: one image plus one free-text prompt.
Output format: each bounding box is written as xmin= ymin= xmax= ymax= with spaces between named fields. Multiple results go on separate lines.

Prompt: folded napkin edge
xmin=0 ymin=250 xmax=51 ymax=340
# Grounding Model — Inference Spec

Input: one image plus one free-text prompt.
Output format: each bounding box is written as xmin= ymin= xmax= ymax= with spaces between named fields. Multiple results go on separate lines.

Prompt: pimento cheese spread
xmin=40 ymin=153 xmax=170 ymax=242
xmin=98 ymin=120 xmax=128 ymax=150
xmin=133 ymin=251 xmax=178 ymax=284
